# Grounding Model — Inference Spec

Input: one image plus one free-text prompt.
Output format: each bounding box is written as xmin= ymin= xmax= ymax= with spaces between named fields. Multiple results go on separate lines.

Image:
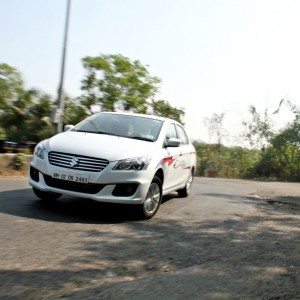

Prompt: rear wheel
xmin=33 ymin=187 xmax=61 ymax=202
xmin=138 ymin=176 xmax=162 ymax=219
xmin=178 ymin=171 xmax=193 ymax=198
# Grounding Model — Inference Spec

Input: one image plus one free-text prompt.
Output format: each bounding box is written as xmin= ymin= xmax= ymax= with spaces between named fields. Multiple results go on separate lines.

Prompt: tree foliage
xmin=269 ymin=110 xmax=300 ymax=180
xmin=152 ymin=100 xmax=184 ymax=123
xmin=63 ymin=97 xmax=89 ymax=126
xmin=1 ymin=88 xmax=55 ymax=141
xmin=242 ymin=106 xmax=275 ymax=150
xmin=81 ymin=54 xmax=161 ymax=113
xmin=0 ymin=63 xmax=23 ymax=109
xmin=194 ymin=142 xmax=261 ymax=178
xmin=243 ymin=101 xmax=300 ymax=180
xmin=199 ymin=101 xmax=300 ymax=181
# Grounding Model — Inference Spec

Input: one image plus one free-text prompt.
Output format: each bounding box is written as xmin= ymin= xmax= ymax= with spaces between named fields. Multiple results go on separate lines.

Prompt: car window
xmin=73 ymin=113 xmax=163 ymax=142
xmin=175 ymin=125 xmax=189 ymax=144
xmin=165 ymin=124 xmax=177 ymax=141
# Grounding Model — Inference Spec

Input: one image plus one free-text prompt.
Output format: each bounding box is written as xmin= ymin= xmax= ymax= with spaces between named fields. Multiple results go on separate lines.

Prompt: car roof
xmin=99 ymin=111 xmax=181 ymax=124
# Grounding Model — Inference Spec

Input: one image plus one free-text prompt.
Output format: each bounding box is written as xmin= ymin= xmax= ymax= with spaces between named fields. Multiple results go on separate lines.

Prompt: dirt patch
xmin=0 ymin=154 xmax=31 ymax=177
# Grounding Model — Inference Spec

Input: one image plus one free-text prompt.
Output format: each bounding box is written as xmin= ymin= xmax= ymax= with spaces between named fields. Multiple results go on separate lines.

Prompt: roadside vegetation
xmin=0 ymin=56 xmax=299 ymax=181
xmin=197 ymin=101 xmax=300 ymax=182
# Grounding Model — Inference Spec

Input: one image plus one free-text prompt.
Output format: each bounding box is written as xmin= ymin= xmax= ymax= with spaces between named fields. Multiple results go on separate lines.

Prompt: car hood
xmin=45 ymin=131 xmax=158 ymax=161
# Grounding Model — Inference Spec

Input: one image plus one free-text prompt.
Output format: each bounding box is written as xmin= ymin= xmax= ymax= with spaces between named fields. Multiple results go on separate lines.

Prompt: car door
xmin=174 ymin=124 xmax=192 ymax=186
xmin=163 ymin=123 xmax=183 ymax=191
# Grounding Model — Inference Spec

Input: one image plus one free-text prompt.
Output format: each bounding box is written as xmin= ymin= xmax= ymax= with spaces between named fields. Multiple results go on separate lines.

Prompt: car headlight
xmin=113 ymin=156 xmax=151 ymax=171
xmin=34 ymin=144 xmax=45 ymax=159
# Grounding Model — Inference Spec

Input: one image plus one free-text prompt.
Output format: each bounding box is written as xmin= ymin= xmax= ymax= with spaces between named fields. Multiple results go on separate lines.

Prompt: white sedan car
xmin=29 ymin=112 xmax=196 ymax=219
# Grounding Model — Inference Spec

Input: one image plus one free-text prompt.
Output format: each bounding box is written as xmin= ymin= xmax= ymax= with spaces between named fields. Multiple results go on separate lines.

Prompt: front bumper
xmin=29 ymin=155 xmax=153 ymax=204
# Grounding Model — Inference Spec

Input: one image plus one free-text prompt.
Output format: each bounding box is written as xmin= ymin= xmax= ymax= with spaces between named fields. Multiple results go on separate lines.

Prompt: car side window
xmin=175 ymin=125 xmax=189 ymax=144
xmin=165 ymin=124 xmax=177 ymax=141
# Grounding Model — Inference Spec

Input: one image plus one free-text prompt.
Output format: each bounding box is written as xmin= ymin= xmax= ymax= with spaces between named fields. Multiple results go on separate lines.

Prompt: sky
xmin=1 ymin=0 xmax=299 ymax=143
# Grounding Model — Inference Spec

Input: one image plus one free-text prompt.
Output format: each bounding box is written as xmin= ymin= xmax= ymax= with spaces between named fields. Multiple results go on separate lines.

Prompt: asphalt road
xmin=0 ymin=177 xmax=299 ymax=299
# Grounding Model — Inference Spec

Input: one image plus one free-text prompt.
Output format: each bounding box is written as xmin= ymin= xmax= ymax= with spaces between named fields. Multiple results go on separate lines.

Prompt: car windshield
xmin=72 ymin=113 xmax=164 ymax=142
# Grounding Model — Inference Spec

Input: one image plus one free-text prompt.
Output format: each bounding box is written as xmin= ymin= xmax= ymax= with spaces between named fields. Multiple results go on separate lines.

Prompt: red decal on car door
xmin=163 ymin=156 xmax=175 ymax=166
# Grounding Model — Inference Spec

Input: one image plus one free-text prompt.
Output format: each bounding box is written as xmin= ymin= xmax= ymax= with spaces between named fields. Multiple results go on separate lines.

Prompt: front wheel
xmin=177 ymin=171 xmax=193 ymax=198
xmin=138 ymin=176 xmax=162 ymax=219
xmin=33 ymin=187 xmax=62 ymax=202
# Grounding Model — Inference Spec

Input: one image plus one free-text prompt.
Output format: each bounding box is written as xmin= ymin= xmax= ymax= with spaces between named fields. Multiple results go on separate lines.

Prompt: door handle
xmin=179 ymin=152 xmax=183 ymax=156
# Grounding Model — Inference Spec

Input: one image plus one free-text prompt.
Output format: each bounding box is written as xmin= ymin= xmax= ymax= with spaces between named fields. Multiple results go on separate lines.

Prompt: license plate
xmin=52 ymin=171 xmax=89 ymax=183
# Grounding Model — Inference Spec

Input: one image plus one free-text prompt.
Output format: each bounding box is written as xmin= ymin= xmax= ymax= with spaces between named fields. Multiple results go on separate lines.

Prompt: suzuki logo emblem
xmin=70 ymin=157 xmax=79 ymax=167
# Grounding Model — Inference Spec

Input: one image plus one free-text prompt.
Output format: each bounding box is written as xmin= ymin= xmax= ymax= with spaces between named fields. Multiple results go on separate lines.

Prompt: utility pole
xmin=56 ymin=0 xmax=72 ymax=133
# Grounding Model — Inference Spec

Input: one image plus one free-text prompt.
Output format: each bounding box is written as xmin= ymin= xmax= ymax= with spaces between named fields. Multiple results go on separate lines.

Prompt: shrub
xmin=12 ymin=153 xmax=25 ymax=170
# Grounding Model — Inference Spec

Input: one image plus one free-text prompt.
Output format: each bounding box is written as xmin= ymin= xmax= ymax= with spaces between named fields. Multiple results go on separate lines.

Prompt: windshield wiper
xmin=72 ymin=130 xmax=98 ymax=134
xmin=129 ymin=136 xmax=154 ymax=142
xmin=73 ymin=130 xmax=119 ymax=136
xmin=96 ymin=131 xmax=120 ymax=136
xmin=73 ymin=130 xmax=153 ymax=141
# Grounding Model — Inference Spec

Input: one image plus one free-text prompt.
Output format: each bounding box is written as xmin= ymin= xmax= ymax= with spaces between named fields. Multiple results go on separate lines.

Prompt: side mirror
xmin=64 ymin=124 xmax=74 ymax=132
xmin=165 ymin=137 xmax=181 ymax=147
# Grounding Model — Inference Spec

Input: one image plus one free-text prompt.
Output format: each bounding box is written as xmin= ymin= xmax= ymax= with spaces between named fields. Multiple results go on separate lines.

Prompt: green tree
xmin=26 ymin=92 xmax=55 ymax=141
xmin=151 ymin=100 xmax=184 ymax=123
xmin=1 ymin=89 xmax=36 ymax=141
xmin=242 ymin=105 xmax=278 ymax=150
xmin=241 ymin=100 xmax=299 ymax=181
xmin=64 ymin=96 xmax=89 ymax=125
xmin=270 ymin=109 xmax=300 ymax=180
xmin=0 ymin=63 xmax=23 ymax=110
xmin=81 ymin=54 xmax=160 ymax=113
xmin=242 ymin=100 xmax=292 ymax=150
xmin=1 ymin=88 xmax=55 ymax=141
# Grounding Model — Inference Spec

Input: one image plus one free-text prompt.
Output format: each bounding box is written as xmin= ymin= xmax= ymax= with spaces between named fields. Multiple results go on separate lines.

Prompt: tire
xmin=33 ymin=187 xmax=61 ymax=202
xmin=177 ymin=171 xmax=193 ymax=198
xmin=138 ymin=176 xmax=162 ymax=219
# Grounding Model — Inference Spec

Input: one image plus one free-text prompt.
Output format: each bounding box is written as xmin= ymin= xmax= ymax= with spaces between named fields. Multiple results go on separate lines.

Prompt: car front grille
xmin=48 ymin=151 xmax=109 ymax=172
xmin=43 ymin=174 xmax=105 ymax=194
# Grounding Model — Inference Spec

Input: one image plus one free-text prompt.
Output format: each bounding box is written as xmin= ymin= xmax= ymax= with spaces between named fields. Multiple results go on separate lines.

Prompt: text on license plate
xmin=52 ymin=172 xmax=89 ymax=183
